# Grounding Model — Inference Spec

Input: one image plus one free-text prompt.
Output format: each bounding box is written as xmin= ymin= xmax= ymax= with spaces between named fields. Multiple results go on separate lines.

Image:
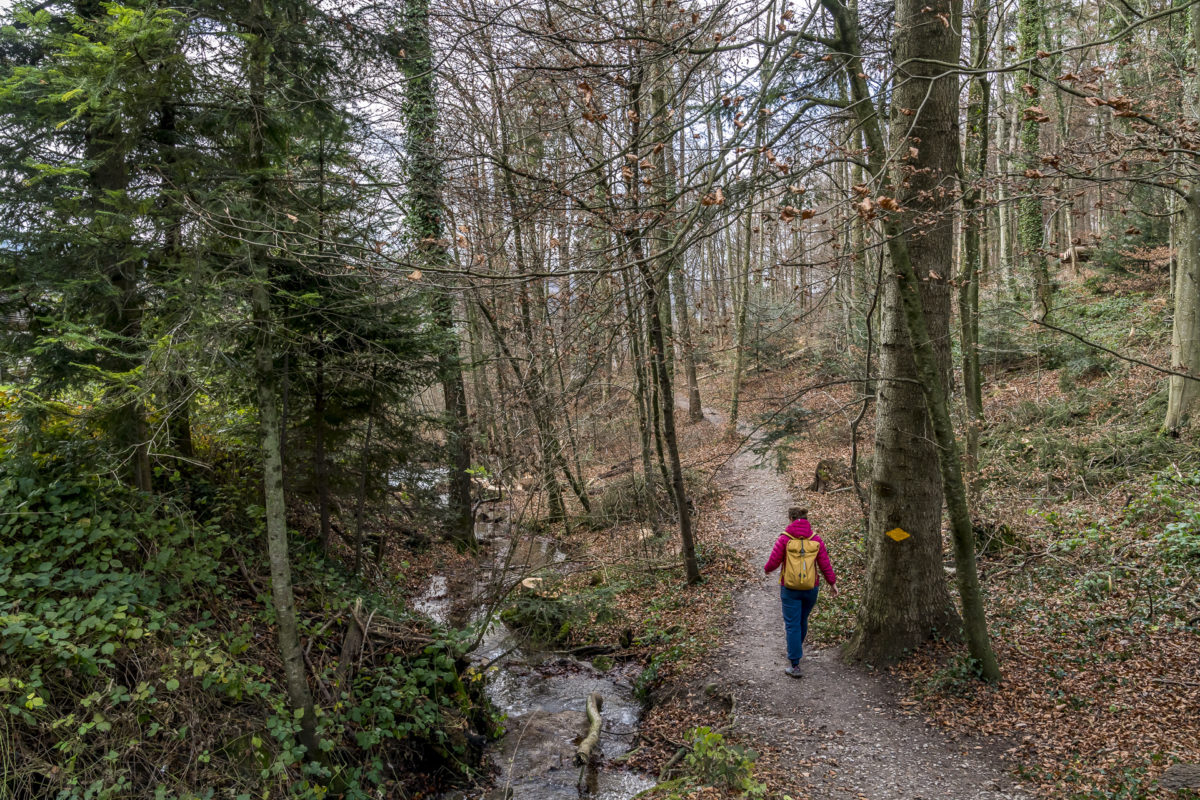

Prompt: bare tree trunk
xmin=661 ymin=115 xmax=703 ymax=422
xmin=646 ymin=269 xmax=701 ymax=583
xmin=1166 ymin=194 xmax=1200 ymax=432
xmin=252 ymin=284 xmax=322 ymax=756
xmin=244 ymin=0 xmax=323 ymax=755
xmin=1018 ymin=0 xmax=1050 ymax=319
xmin=996 ymin=73 xmax=1014 ymax=294
xmin=727 ymin=185 xmax=756 ymax=436
xmin=625 ymin=270 xmax=661 ymax=531
xmin=960 ymin=0 xmax=990 ymax=475
xmin=825 ymin=0 xmax=1000 ymax=678
xmin=1164 ymin=4 xmax=1200 ymax=433
xmin=727 ymin=20 xmax=773 ymax=435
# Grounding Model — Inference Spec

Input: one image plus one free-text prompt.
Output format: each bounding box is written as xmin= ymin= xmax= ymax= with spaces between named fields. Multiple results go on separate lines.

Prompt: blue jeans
xmin=780 ymin=585 xmax=819 ymax=666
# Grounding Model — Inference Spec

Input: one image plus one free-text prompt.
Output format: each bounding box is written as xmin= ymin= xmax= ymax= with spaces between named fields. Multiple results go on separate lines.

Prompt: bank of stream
xmin=415 ymin=512 xmax=657 ymax=800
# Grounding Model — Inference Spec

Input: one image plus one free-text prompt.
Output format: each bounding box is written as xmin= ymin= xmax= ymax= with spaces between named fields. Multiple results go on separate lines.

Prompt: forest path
xmin=692 ymin=404 xmax=1029 ymax=800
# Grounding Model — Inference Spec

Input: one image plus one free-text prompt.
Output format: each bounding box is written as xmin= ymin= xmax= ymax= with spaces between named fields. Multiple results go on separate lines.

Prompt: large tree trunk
xmin=843 ymin=0 xmax=959 ymax=663
xmin=827 ymin=0 xmax=999 ymax=678
xmin=1165 ymin=197 xmax=1200 ymax=432
xmin=1164 ymin=4 xmax=1200 ymax=433
xmin=1018 ymin=0 xmax=1050 ymax=319
xmin=849 ymin=275 xmax=960 ymax=662
xmin=400 ymin=0 xmax=475 ymax=547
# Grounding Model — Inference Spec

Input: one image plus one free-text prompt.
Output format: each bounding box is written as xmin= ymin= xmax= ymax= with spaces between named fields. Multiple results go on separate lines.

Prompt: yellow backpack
xmin=783 ymin=534 xmax=820 ymax=591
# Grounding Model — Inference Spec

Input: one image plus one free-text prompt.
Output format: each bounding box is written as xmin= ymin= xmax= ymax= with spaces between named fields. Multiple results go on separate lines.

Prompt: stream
xmin=415 ymin=514 xmax=657 ymax=800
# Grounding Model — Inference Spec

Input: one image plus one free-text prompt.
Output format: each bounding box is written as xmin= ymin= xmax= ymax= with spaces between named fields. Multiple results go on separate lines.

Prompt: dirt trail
xmin=698 ymin=405 xmax=1029 ymax=800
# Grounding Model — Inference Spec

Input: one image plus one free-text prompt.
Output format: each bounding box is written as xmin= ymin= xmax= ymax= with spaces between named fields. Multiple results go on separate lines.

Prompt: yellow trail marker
xmin=885 ymin=527 xmax=910 ymax=542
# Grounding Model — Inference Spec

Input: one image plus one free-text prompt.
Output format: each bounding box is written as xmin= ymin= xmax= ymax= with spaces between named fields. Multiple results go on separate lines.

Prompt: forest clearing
xmin=2 ymin=0 xmax=1199 ymax=798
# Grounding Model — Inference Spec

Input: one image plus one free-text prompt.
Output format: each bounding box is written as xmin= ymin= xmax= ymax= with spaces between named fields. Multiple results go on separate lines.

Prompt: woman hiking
xmin=763 ymin=507 xmax=838 ymax=678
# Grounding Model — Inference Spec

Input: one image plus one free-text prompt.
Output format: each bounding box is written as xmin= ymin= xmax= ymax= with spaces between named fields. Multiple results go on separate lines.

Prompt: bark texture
xmin=837 ymin=0 xmax=958 ymax=663
xmin=1164 ymin=3 xmax=1200 ymax=433
xmin=961 ymin=0 xmax=990 ymax=471
xmin=1166 ymin=194 xmax=1200 ymax=432
xmin=825 ymin=0 xmax=1000 ymax=678
xmin=1018 ymin=0 xmax=1050 ymax=319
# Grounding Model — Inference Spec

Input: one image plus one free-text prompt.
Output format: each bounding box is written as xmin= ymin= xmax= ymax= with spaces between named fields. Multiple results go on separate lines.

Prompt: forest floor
xmin=637 ymin=399 xmax=1030 ymax=799
xmin=639 ymin=270 xmax=1200 ymax=799
xmin=397 ymin=269 xmax=1199 ymax=800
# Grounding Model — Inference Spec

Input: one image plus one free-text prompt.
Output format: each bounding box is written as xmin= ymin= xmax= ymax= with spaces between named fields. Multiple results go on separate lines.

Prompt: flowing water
xmin=416 ymin=516 xmax=655 ymax=800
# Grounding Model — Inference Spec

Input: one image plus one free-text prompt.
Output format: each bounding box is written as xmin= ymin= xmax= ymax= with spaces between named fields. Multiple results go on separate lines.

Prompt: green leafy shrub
xmin=1123 ymin=470 xmax=1200 ymax=565
xmin=633 ymin=645 xmax=683 ymax=703
xmin=501 ymin=591 xmax=590 ymax=644
xmin=681 ymin=726 xmax=767 ymax=797
xmin=0 ymin=446 xmax=497 ymax=799
xmin=1032 ymin=469 xmax=1200 ymax=624
xmin=0 ymin=457 xmax=258 ymax=797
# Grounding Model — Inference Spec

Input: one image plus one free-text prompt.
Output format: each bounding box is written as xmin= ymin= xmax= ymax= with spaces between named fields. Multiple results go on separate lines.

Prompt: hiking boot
xmin=783 ymin=665 xmax=803 ymax=678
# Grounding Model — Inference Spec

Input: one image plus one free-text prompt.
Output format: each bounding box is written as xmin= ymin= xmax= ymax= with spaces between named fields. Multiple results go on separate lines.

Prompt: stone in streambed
xmin=490 ymin=710 xmax=590 ymax=795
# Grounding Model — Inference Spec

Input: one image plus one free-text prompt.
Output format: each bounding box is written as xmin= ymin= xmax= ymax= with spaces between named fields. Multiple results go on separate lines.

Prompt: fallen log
xmin=562 ymin=644 xmax=617 ymax=659
xmin=575 ymin=692 xmax=604 ymax=767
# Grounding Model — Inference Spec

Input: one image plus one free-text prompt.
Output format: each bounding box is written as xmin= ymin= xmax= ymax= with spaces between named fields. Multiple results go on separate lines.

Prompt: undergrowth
xmin=0 ymin=431 xmax=498 ymax=798
xmin=589 ymin=468 xmax=719 ymax=527
xmin=640 ymin=726 xmax=768 ymax=799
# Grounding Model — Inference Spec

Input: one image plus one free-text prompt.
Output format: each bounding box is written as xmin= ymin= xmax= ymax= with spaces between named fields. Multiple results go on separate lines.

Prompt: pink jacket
xmin=763 ymin=518 xmax=837 ymax=588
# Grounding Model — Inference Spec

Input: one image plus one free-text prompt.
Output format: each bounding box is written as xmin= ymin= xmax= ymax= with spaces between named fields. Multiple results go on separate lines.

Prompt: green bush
xmin=0 ymin=458 xmax=257 ymax=797
xmin=681 ymin=726 xmax=767 ymax=797
xmin=1033 ymin=469 xmax=1200 ymax=624
xmin=501 ymin=591 xmax=589 ymax=645
xmin=1125 ymin=470 xmax=1200 ymax=564
xmin=0 ymin=451 xmax=497 ymax=799
xmin=633 ymin=645 xmax=683 ymax=703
